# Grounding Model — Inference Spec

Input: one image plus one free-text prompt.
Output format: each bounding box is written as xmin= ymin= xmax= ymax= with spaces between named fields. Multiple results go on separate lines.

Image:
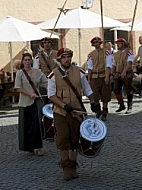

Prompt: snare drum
xmin=78 ymin=117 xmax=107 ymax=158
xmin=42 ymin=103 xmax=56 ymax=141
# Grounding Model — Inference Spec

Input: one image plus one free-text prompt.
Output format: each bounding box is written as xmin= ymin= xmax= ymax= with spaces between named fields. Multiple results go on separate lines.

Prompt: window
xmin=104 ymin=28 xmax=128 ymax=44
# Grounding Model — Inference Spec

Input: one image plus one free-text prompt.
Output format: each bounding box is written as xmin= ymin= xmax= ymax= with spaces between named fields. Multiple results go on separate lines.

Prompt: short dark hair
xmin=22 ymin=52 xmax=32 ymax=61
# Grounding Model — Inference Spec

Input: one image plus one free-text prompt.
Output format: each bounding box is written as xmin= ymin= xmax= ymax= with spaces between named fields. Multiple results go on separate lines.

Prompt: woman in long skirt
xmin=14 ymin=53 xmax=47 ymax=155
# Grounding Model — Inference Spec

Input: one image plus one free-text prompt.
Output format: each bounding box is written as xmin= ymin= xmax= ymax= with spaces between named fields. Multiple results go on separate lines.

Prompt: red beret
xmin=90 ymin=37 xmax=102 ymax=44
xmin=115 ymin=38 xmax=127 ymax=43
xmin=57 ymin=48 xmax=73 ymax=60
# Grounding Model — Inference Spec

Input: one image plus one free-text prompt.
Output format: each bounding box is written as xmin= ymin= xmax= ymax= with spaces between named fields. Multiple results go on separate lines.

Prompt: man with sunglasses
xmin=87 ymin=37 xmax=112 ymax=121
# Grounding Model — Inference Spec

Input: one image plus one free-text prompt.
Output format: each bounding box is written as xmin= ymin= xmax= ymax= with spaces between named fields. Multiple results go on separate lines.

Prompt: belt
xmin=92 ymin=70 xmax=105 ymax=74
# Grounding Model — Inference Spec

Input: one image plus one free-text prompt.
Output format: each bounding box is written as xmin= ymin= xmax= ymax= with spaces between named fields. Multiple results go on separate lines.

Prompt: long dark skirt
xmin=18 ymin=99 xmax=43 ymax=151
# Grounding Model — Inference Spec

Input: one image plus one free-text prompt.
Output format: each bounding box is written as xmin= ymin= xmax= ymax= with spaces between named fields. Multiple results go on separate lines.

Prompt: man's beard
xmin=61 ymin=62 xmax=71 ymax=69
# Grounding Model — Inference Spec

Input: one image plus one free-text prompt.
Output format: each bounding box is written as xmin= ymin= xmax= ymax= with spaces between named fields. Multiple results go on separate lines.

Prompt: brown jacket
xmin=53 ymin=65 xmax=83 ymax=116
xmin=114 ymin=48 xmax=131 ymax=73
xmin=89 ymin=48 xmax=106 ymax=78
xmin=39 ymin=50 xmax=57 ymax=76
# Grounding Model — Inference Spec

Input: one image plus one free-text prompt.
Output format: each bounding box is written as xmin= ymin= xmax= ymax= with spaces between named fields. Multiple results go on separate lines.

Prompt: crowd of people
xmin=12 ymin=36 xmax=142 ymax=181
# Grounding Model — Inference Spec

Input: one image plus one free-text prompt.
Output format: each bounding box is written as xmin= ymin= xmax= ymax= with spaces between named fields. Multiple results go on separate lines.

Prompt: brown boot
xmin=70 ymin=160 xmax=79 ymax=179
xmin=61 ymin=158 xmax=71 ymax=181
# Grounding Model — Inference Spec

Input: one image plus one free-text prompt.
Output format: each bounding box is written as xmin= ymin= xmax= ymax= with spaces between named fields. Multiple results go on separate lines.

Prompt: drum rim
xmin=80 ymin=118 xmax=107 ymax=142
xmin=42 ymin=103 xmax=53 ymax=119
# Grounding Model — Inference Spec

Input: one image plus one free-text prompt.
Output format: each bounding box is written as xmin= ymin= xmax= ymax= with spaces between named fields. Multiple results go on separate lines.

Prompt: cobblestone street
xmin=0 ymin=98 xmax=142 ymax=190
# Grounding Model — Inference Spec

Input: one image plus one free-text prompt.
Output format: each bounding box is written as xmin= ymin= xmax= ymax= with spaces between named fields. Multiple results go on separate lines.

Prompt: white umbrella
xmin=0 ymin=16 xmax=59 ymax=80
xmin=39 ymin=7 xmax=125 ymax=29
xmin=111 ymin=17 xmax=142 ymax=32
xmin=0 ymin=16 xmax=59 ymax=41
xmin=38 ymin=7 xmax=125 ymax=64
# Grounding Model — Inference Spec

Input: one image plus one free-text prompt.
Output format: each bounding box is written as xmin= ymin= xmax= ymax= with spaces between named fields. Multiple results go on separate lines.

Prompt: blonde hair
xmin=13 ymin=59 xmax=21 ymax=71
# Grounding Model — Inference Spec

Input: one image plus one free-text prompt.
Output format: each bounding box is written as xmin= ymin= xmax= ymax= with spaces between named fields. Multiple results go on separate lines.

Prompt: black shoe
xmin=116 ymin=105 xmax=126 ymax=112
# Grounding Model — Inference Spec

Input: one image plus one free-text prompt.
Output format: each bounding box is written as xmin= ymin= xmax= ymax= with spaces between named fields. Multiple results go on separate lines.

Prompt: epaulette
xmin=128 ymin=50 xmax=134 ymax=56
xmin=34 ymin=55 xmax=39 ymax=59
xmin=106 ymin=50 xmax=111 ymax=56
xmin=87 ymin=54 xmax=91 ymax=61
xmin=48 ymin=71 xmax=54 ymax=79
xmin=80 ymin=67 xmax=86 ymax=74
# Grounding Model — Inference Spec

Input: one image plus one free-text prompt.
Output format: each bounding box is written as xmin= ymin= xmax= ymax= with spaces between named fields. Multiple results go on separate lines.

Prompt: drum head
xmin=80 ymin=118 xmax=107 ymax=142
xmin=42 ymin=103 xmax=53 ymax=119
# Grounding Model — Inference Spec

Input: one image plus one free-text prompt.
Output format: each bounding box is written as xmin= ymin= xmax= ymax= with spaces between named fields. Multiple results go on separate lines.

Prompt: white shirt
xmin=87 ymin=50 xmax=113 ymax=70
xmin=113 ymin=49 xmax=134 ymax=66
xmin=48 ymin=69 xmax=93 ymax=98
xmin=33 ymin=50 xmax=55 ymax=69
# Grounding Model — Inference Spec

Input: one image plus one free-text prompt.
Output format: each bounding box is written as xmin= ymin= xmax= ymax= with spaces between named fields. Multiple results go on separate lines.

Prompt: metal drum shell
xmin=42 ymin=103 xmax=55 ymax=141
xmin=79 ymin=117 xmax=107 ymax=158
xmin=42 ymin=103 xmax=53 ymax=119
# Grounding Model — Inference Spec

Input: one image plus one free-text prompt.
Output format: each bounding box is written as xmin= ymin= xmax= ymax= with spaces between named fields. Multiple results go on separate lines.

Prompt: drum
xmin=78 ymin=117 xmax=107 ymax=158
xmin=42 ymin=103 xmax=56 ymax=141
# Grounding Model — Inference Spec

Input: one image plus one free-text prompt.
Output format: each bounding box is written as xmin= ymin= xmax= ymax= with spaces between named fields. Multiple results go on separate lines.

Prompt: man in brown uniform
xmin=33 ymin=37 xmax=58 ymax=103
xmin=33 ymin=37 xmax=58 ymax=76
xmin=87 ymin=37 xmax=112 ymax=121
xmin=111 ymin=38 xmax=134 ymax=113
xmin=48 ymin=48 xmax=95 ymax=181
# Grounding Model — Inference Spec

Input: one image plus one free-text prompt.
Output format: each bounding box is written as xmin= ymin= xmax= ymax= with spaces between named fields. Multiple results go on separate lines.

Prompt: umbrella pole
xmin=9 ymin=42 xmax=14 ymax=82
xmin=9 ymin=42 xmax=15 ymax=104
xmin=78 ymin=29 xmax=81 ymax=66
xmin=114 ymin=30 xmax=118 ymax=49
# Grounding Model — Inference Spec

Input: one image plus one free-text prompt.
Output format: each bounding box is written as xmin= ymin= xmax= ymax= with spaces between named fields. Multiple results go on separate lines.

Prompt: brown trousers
xmin=53 ymin=112 xmax=82 ymax=150
xmin=90 ymin=77 xmax=111 ymax=103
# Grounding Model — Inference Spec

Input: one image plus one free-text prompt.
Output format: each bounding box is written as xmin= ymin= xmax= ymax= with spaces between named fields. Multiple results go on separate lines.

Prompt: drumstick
xmin=37 ymin=95 xmax=48 ymax=97
xmin=73 ymin=110 xmax=95 ymax=115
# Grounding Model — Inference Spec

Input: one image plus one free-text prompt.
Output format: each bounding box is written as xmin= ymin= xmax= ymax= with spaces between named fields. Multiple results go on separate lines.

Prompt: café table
xmin=0 ymin=80 xmax=19 ymax=107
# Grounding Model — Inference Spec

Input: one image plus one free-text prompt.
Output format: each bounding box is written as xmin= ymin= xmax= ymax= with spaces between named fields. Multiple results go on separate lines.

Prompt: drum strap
xmin=22 ymin=69 xmax=45 ymax=104
xmin=57 ymin=66 xmax=87 ymax=113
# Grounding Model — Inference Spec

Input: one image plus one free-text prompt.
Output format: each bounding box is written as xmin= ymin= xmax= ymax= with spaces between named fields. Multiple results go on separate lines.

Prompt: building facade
xmin=0 ymin=0 xmax=141 ymax=70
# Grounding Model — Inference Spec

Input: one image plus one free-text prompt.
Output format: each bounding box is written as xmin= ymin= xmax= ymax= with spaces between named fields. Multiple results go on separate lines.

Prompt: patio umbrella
xmin=111 ymin=18 xmax=142 ymax=31
xmin=0 ymin=16 xmax=59 ymax=80
xmin=38 ymin=7 xmax=125 ymax=65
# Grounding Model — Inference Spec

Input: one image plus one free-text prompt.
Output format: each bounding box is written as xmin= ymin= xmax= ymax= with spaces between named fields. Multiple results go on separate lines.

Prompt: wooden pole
xmin=100 ymin=0 xmax=105 ymax=49
xmin=129 ymin=0 xmax=138 ymax=48
xmin=50 ymin=0 xmax=68 ymax=38
xmin=100 ymin=0 xmax=107 ymax=74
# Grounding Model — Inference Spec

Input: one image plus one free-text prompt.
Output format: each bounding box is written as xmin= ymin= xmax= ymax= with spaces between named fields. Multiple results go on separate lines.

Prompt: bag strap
xmin=22 ymin=69 xmax=44 ymax=104
xmin=57 ymin=66 xmax=87 ymax=113
xmin=41 ymin=52 xmax=51 ymax=71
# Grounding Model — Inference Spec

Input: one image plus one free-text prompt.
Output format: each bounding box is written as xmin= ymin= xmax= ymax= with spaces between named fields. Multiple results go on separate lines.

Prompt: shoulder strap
xmin=57 ymin=67 xmax=87 ymax=112
xmin=22 ymin=69 xmax=44 ymax=104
